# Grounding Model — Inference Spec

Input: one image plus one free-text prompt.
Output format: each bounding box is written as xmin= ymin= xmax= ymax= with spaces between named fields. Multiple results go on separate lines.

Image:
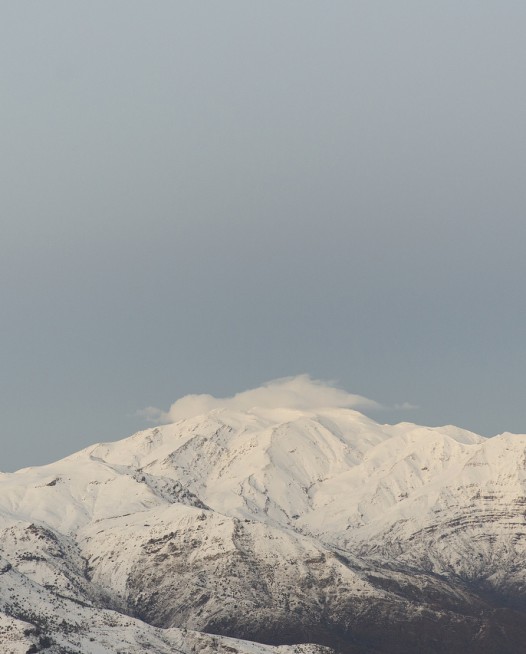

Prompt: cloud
xmin=138 ymin=374 xmax=382 ymax=424
xmin=393 ymin=401 xmax=419 ymax=411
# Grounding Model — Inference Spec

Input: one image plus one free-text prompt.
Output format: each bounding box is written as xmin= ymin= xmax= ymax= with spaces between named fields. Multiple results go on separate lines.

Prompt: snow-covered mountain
xmin=1 ymin=405 xmax=526 ymax=653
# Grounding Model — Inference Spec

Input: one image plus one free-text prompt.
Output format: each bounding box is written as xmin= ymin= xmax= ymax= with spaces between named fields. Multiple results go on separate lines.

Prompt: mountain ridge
xmin=1 ymin=407 xmax=525 ymax=652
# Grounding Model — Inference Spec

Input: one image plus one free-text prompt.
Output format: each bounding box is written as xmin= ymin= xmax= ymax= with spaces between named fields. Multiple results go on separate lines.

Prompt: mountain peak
xmin=1 ymin=405 xmax=526 ymax=652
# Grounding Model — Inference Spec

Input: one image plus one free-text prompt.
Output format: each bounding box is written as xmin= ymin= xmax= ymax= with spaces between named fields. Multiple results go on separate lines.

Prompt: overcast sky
xmin=2 ymin=2 xmax=526 ymax=471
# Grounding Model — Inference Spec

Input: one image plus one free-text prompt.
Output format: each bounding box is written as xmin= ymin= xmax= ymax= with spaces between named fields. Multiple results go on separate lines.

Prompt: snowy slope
xmin=77 ymin=407 xmax=526 ymax=592
xmin=1 ymin=407 xmax=526 ymax=652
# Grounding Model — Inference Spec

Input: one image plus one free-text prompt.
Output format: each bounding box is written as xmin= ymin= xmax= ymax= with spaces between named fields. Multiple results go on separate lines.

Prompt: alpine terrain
xmin=1 ymin=402 xmax=526 ymax=653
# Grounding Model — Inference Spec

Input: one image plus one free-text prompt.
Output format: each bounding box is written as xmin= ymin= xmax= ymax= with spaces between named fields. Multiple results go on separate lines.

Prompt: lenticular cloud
xmin=140 ymin=375 xmax=380 ymax=424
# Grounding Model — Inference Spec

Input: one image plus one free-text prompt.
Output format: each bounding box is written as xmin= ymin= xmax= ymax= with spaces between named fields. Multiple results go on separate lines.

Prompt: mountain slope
xmin=1 ymin=407 xmax=525 ymax=652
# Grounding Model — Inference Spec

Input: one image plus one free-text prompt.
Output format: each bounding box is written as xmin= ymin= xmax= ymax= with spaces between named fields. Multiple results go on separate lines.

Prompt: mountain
xmin=1 ymin=406 xmax=525 ymax=653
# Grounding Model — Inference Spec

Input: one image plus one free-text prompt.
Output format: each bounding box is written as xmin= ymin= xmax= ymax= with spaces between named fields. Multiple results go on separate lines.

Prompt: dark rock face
xmin=115 ymin=516 xmax=526 ymax=654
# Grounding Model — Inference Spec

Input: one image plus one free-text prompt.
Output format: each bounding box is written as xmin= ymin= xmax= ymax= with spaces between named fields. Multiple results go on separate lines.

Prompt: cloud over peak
xmin=139 ymin=375 xmax=381 ymax=424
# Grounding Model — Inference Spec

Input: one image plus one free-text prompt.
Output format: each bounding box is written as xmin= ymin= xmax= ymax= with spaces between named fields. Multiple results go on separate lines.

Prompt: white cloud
xmin=138 ymin=374 xmax=382 ymax=424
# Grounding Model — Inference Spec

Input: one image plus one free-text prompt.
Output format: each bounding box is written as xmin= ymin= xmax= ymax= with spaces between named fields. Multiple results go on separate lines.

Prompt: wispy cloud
xmin=138 ymin=374 xmax=383 ymax=424
xmin=393 ymin=402 xmax=419 ymax=411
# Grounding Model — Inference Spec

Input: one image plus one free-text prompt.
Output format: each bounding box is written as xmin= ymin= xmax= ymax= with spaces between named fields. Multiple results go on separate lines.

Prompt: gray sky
xmin=2 ymin=2 xmax=526 ymax=471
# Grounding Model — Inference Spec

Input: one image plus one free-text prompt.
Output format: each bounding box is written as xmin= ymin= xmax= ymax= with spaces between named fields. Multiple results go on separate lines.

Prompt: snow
xmin=0 ymin=406 xmax=525 ymax=651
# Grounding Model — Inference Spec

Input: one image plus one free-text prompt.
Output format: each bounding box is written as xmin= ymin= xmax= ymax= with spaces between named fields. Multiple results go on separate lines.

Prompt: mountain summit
xmin=1 ymin=403 xmax=525 ymax=653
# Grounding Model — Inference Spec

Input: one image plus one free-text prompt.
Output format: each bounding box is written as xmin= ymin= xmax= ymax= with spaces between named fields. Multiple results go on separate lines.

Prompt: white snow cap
xmin=140 ymin=374 xmax=381 ymax=424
